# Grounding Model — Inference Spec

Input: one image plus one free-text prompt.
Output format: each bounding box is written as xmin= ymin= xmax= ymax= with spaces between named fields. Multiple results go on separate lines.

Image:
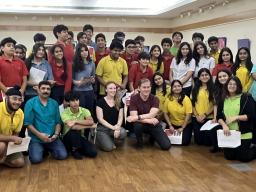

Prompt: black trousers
xmin=50 ymin=85 xmax=65 ymax=105
xmin=62 ymin=130 xmax=97 ymax=158
xmin=209 ymin=125 xmax=222 ymax=149
xmin=192 ymin=117 xmax=212 ymax=146
xmin=172 ymin=123 xmax=193 ymax=145
xmin=182 ymin=86 xmax=192 ymax=97
xmin=133 ymin=122 xmax=171 ymax=150
xmin=223 ymin=139 xmax=256 ymax=162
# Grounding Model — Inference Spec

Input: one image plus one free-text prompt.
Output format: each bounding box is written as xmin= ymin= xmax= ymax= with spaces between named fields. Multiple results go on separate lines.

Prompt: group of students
xmin=1 ymin=23 xmax=256 ymax=169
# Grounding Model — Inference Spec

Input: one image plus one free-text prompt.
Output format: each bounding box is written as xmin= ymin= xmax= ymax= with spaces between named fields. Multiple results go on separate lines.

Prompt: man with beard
xmin=24 ymin=81 xmax=67 ymax=164
xmin=0 ymin=86 xmax=25 ymax=167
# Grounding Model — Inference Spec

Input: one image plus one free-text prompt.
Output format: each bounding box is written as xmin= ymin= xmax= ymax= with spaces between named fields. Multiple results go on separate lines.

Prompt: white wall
xmin=179 ymin=18 xmax=256 ymax=62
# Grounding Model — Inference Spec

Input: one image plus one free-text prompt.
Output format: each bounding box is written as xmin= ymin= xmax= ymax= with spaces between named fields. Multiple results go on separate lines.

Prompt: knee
xmin=160 ymin=141 xmax=171 ymax=150
xmin=119 ymin=129 xmax=127 ymax=139
xmin=9 ymin=158 xmax=25 ymax=168
xmin=0 ymin=142 xmax=7 ymax=156
xmin=29 ymin=154 xmax=43 ymax=164
xmin=101 ymin=145 xmax=114 ymax=152
xmin=54 ymin=150 xmax=68 ymax=160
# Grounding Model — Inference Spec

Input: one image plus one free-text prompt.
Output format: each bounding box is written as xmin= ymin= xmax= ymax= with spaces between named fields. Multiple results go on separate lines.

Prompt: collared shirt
xmin=0 ymin=55 xmax=28 ymax=100
xmin=96 ymin=55 xmax=128 ymax=95
xmin=236 ymin=64 xmax=253 ymax=92
xmin=120 ymin=52 xmax=138 ymax=69
xmin=170 ymin=58 xmax=195 ymax=88
xmin=0 ymin=101 xmax=24 ymax=135
xmin=26 ymin=59 xmax=54 ymax=95
xmin=209 ymin=49 xmax=220 ymax=65
xmin=61 ymin=107 xmax=91 ymax=136
xmin=128 ymin=63 xmax=153 ymax=89
xmin=48 ymin=41 xmax=74 ymax=93
xmin=194 ymin=56 xmax=215 ymax=77
xmin=212 ymin=63 xmax=232 ymax=76
xmin=95 ymin=48 xmax=110 ymax=66
xmin=162 ymin=52 xmax=174 ymax=80
xmin=50 ymin=59 xmax=65 ymax=86
xmin=149 ymin=60 xmax=164 ymax=74
xmin=24 ymin=96 xmax=61 ymax=142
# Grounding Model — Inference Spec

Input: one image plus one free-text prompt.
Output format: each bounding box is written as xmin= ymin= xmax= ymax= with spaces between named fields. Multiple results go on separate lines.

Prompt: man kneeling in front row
xmin=0 ymin=87 xmax=25 ymax=168
xmin=127 ymin=78 xmax=171 ymax=150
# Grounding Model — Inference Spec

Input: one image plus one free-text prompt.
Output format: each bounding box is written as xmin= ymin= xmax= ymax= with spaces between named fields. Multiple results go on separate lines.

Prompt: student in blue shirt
xmin=24 ymin=81 xmax=67 ymax=164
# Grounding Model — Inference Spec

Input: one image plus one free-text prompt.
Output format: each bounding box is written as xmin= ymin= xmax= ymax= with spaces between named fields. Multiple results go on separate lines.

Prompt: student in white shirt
xmin=169 ymin=42 xmax=195 ymax=96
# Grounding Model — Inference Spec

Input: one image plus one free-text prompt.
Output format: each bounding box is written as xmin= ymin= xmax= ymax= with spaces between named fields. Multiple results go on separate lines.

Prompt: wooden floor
xmin=1 ymin=139 xmax=256 ymax=192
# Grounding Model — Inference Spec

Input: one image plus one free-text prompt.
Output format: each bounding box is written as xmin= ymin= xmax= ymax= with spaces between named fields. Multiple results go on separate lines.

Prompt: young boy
xmin=161 ymin=38 xmax=174 ymax=80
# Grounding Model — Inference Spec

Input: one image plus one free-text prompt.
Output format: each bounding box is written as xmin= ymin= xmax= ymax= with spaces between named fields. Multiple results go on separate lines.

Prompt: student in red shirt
xmin=48 ymin=24 xmax=74 ymax=93
xmin=212 ymin=47 xmax=233 ymax=78
xmin=49 ymin=44 xmax=68 ymax=105
xmin=95 ymin=33 xmax=109 ymax=66
xmin=121 ymin=39 xmax=138 ymax=69
xmin=161 ymin=38 xmax=174 ymax=80
xmin=0 ymin=37 xmax=28 ymax=101
xmin=128 ymin=52 xmax=153 ymax=92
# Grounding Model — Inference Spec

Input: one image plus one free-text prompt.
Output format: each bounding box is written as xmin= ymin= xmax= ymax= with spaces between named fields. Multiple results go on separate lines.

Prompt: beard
xmin=6 ymin=99 xmax=19 ymax=112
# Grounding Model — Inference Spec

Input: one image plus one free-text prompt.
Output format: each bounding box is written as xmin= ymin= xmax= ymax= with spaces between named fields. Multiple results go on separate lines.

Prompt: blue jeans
xmin=29 ymin=138 xmax=67 ymax=164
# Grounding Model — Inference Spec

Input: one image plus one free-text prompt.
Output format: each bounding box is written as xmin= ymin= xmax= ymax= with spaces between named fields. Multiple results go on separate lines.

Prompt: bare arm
xmin=120 ymin=75 xmax=128 ymax=90
xmin=0 ymin=81 xmax=7 ymax=93
xmin=96 ymin=75 xmax=106 ymax=87
xmin=181 ymin=113 xmax=191 ymax=129
xmin=169 ymin=68 xmax=173 ymax=83
xmin=96 ymin=106 xmax=115 ymax=130
xmin=20 ymin=76 xmax=27 ymax=95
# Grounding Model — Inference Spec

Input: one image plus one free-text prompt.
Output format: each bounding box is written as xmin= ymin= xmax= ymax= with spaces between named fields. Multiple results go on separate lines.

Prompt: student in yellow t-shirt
xmin=163 ymin=80 xmax=193 ymax=145
xmin=191 ymin=68 xmax=214 ymax=146
xmin=232 ymin=47 xmax=253 ymax=92
xmin=149 ymin=45 xmax=164 ymax=74
xmin=151 ymin=72 xmax=171 ymax=120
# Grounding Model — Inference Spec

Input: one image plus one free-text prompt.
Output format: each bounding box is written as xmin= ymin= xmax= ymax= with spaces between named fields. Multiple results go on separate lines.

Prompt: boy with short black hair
xmin=208 ymin=36 xmax=220 ymax=65
xmin=83 ymin=24 xmax=97 ymax=50
xmin=161 ymin=38 xmax=174 ymax=80
xmin=170 ymin=31 xmax=183 ymax=56
xmin=121 ymin=39 xmax=138 ymax=69
xmin=0 ymin=37 xmax=28 ymax=101
xmin=95 ymin=33 xmax=109 ymax=65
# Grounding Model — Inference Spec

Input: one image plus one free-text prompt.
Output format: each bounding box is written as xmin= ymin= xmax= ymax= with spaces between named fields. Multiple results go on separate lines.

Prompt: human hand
xmin=223 ymin=125 xmax=231 ymax=136
xmin=11 ymin=136 xmax=22 ymax=145
xmin=66 ymin=120 xmax=76 ymax=128
xmin=38 ymin=133 xmax=51 ymax=143
xmin=226 ymin=116 xmax=238 ymax=125
xmin=127 ymin=116 xmax=138 ymax=123
xmin=114 ymin=129 xmax=121 ymax=138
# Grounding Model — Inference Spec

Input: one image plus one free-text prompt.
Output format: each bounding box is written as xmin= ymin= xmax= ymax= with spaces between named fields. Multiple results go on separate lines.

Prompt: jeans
xmin=62 ymin=130 xmax=97 ymax=157
xmin=133 ymin=122 xmax=171 ymax=150
xmin=29 ymin=138 xmax=67 ymax=164
xmin=96 ymin=124 xmax=127 ymax=152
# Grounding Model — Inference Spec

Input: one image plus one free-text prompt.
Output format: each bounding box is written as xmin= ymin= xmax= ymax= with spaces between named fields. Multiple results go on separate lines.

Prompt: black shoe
xmin=71 ymin=150 xmax=83 ymax=160
xmin=210 ymin=147 xmax=220 ymax=153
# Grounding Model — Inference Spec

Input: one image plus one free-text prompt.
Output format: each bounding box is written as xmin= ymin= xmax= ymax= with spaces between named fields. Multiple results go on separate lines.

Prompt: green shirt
xmin=224 ymin=94 xmax=252 ymax=139
xmin=170 ymin=46 xmax=179 ymax=57
xmin=61 ymin=107 xmax=91 ymax=136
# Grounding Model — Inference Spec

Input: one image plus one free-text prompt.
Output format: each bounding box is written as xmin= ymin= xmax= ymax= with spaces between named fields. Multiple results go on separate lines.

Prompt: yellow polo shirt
xmin=0 ymin=101 xmax=24 ymax=135
xmin=236 ymin=64 xmax=253 ymax=92
xmin=194 ymin=87 xmax=214 ymax=118
xmin=96 ymin=55 xmax=128 ymax=95
xmin=156 ymin=85 xmax=171 ymax=112
xmin=163 ymin=95 xmax=192 ymax=126
xmin=149 ymin=60 xmax=164 ymax=74
xmin=209 ymin=50 xmax=220 ymax=65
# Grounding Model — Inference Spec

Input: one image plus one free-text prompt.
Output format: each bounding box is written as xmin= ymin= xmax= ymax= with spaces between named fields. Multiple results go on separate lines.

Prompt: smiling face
xmin=181 ymin=44 xmax=189 ymax=57
xmin=218 ymin=71 xmax=229 ymax=85
xmin=38 ymin=84 xmax=51 ymax=99
xmin=222 ymin=51 xmax=231 ymax=63
xmin=199 ymin=71 xmax=210 ymax=84
xmin=238 ymin=48 xmax=248 ymax=62
xmin=6 ymin=95 xmax=23 ymax=112
xmin=151 ymin=47 xmax=160 ymax=58
xmin=138 ymin=81 xmax=151 ymax=97
xmin=1 ymin=42 xmax=15 ymax=56
xmin=227 ymin=79 xmax=237 ymax=95
xmin=154 ymin=75 xmax=164 ymax=87
xmin=196 ymin=44 xmax=205 ymax=56
xmin=105 ymin=83 xmax=117 ymax=97
xmin=171 ymin=81 xmax=182 ymax=95
xmin=53 ymin=46 xmax=64 ymax=60
xmin=35 ymin=46 xmax=45 ymax=59
xmin=80 ymin=47 xmax=89 ymax=60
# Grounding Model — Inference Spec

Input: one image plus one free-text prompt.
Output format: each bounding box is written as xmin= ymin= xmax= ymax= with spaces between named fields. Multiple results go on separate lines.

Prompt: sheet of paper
xmin=29 ymin=67 xmax=46 ymax=84
xmin=217 ymin=130 xmax=241 ymax=148
xmin=165 ymin=129 xmax=182 ymax=145
xmin=7 ymin=137 xmax=31 ymax=156
xmin=200 ymin=120 xmax=219 ymax=131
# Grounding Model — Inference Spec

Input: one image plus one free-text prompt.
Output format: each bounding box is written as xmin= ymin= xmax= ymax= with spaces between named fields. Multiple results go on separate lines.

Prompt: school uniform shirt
xmin=128 ymin=64 xmax=153 ymax=90
xmin=170 ymin=58 xmax=195 ymax=88
xmin=0 ymin=55 xmax=28 ymax=100
xmin=209 ymin=50 xmax=220 ymax=65
xmin=163 ymin=95 xmax=192 ymax=126
xmin=96 ymin=55 xmax=128 ymax=95
xmin=149 ymin=60 xmax=164 ymax=74
xmin=212 ymin=63 xmax=232 ymax=76
xmin=95 ymin=48 xmax=110 ymax=66
xmin=120 ymin=52 xmax=138 ymax=70
xmin=155 ymin=85 xmax=171 ymax=112
xmin=194 ymin=56 xmax=215 ymax=77
xmin=249 ymin=64 xmax=256 ymax=101
xmin=61 ymin=107 xmax=91 ymax=136
xmin=162 ymin=52 xmax=174 ymax=80
xmin=236 ymin=64 xmax=253 ymax=92
xmin=194 ymin=87 xmax=214 ymax=118
xmin=0 ymin=101 xmax=24 ymax=135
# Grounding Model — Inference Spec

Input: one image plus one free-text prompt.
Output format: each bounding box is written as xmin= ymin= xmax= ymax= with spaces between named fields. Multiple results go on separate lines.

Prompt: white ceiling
xmin=0 ymin=0 xmax=236 ymax=18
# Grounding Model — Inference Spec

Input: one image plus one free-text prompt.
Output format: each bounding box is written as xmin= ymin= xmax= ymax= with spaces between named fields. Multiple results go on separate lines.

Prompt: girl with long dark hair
xmin=49 ymin=44 xmax=68 ymax=104
xmin=191 ymin=68 xmax=214 ymax=146
xmin=73 ymin=44 xmax=95 ymax=112
xmin=169 ymin=42 xmax=195 ymax=96
xmin=163 ymin=80 xmax=193 ymax=145
xmin=149 ymin=45 xmax=164 ymax=74
xmin=232 ymin=47 xmax=253 ymax=92
xmin=217 ymin=76 xmax=256 ymax=162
